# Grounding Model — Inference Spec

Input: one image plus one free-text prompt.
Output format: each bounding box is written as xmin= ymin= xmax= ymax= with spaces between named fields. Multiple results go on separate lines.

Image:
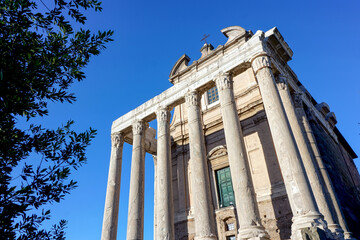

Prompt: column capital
xmin=132 ymin=120 xmax=149 ymax=135
xmin=215 ymin=72 xmax=233 ymax=91
xmin=185 ymin=90 xmax=200 ymax=107
xmin=156 ymin=107 xmax=171 ymax=123
xmin=275 ymin=74 xmax=288 ymax=91
xmin=111 ymin=132 xmax=124 ymax=148
xmin=292 ymin=92 xmax=304 ymax=109
xmin=251 ymin=52 xmax=271 ymax=74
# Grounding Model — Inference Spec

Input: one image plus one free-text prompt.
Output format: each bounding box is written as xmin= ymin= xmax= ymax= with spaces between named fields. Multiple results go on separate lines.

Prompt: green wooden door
xmin=216 ymin=167 xmax=235 ymax=208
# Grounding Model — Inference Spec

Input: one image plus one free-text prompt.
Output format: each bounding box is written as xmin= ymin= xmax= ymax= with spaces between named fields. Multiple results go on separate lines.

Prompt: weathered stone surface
xmin=103 ymin=26 xmax=360 ymax=240
xmin=101 ymin=133 xmax=124 ymax=240
xmin=215 ymin=72 xmax=268 ymax=240
xmin=251 ymin=53 xmax=328 ymax=240
xmin=276 ymin=77 xmax=342 ymax=238
xmin=156 ymin=108 xmax=175 ymax=240
xmin=126 ymin=120 xmax=147 ymax=240
xmin=185 ymin=91 xmax=217 ymax=240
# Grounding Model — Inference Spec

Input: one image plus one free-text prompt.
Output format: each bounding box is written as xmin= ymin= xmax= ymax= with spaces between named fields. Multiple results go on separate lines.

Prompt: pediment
xmin=221 ymin=26 xmax=246 ymax=44
xmin=169 ymin=54 xmax=190 ymax=80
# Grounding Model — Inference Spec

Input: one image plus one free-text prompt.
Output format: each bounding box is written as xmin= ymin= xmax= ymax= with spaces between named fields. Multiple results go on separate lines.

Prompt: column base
xmin=194 ymin=234 xmax=217 ymax=240
xmin=237 ymin=225 xmax=270 ymax=240
xmin=291 ymin=211 xmax=333 ymax=240
xmin=328 ymin=224 xmax=345 ymax=240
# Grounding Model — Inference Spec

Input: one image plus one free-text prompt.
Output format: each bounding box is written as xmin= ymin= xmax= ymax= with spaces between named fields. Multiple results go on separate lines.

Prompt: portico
xmin=101 ymin=26 xmax=356 ymax=240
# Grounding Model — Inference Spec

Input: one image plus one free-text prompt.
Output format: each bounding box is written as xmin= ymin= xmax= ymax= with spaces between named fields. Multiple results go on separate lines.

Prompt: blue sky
xmin=38 ymin=0 xmax=360 ymax=239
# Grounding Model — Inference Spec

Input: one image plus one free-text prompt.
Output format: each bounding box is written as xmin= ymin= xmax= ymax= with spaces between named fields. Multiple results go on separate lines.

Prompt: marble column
xmin=127 ymin=120 xmax=147 ymax=240
xmin=185 ymin=91 xmax=217 ymax=240
xmin=215 ymin=73 xmax=269 ymax=240
xmin=156 ymin=108 xmax=175 ymax=240
xmin=153 ymin=155 xmax=158 ymax=240
xmin=276 ymin=76 xmax=340 ymax=237
xmin=101 ymin=132 xmax=124 ymax=240
xmin=294 ymin=95 xmax=353 ymax=239
xmin=251 ymin=53 xmax=323 ymax=239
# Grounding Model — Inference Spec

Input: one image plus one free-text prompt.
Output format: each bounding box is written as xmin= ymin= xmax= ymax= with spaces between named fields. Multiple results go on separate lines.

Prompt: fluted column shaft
xmin=127 ymin=120 xmax=147 ymax=240
xmin=101 ymin=133 xmax=124 ymax=240
xmin=185 ymin=91 xmax=217 ymax=240
xmin=251 ymin=53 xmax=322 ymax=238
xmin=215 ymin=73 xmax=268 ymax=240
xmin=294 ymin=97 xmax=352 ymax=239
xmin=156 ymin=108 xmax=175 ymax=240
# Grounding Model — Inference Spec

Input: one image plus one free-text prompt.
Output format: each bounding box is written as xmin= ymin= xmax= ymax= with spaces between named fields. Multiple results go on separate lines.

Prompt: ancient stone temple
xmin=101 ymin=26 xmax=360 ymax=240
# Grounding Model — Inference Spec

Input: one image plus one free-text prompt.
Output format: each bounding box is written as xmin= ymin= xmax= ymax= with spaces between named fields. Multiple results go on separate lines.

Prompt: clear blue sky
xmin=39 ymin=0 xmax=360 ymax=239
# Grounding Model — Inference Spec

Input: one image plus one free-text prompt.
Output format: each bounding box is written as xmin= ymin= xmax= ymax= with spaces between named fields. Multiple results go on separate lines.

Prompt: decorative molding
xmin=215 ymin=73 xmax=232 ymax=91
xmin=132 ymin=120 xmax=148 ymax=135
xmin=251 ymin=53 xmax=271 ymax=74
xmin=111 ymin=132 xmax=124 ymax=148
xmin=208 ymin=145 xmax=227 ymax=160
xmin=185 ymin=91 xmax=200 ymax=107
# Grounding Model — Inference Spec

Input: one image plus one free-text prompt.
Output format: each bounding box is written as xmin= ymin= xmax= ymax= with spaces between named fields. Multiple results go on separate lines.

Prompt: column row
xmin=101 ymin=52 xmax=351 ymax=240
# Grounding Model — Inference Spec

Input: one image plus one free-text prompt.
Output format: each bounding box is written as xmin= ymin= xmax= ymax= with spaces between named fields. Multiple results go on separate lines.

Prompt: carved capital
xmin=292 ymin=92 xmax=304 ymax=108
xmin=251 ymin=53 xmax=271 ymax=74
xmin=275 ymin=74 xmax=288 ymax=91
xmin=215 ymin=72 xmax=232 ymax=91
xmin=111 ymin=132 xmax=124 ymax=148
xmin=156 ymin=107 xmax=170 ymax=123
xmin=185 ymin=91 xmax=200 ymax=107
xmin=132 ymin=120 xmax=148 ymax=135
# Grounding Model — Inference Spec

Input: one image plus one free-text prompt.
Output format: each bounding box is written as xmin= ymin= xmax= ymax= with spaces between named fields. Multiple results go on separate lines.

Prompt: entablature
xmin=112 ymin=27 xmax=268 ymax=134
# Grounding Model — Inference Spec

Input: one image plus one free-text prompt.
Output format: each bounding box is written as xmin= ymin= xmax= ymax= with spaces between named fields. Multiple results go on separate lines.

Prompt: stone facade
xmin=101 ymin=26 xmax=360 ymax=240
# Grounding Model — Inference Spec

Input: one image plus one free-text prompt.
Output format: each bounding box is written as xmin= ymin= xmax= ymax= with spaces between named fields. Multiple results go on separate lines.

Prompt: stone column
xmin=126 ymin=120 xmax=147 ymax=240
xmin=185 ymin=91 xmax=217 ymax=240
xmin=294 ymin=96 xmax=353 ymax=239
xmin=276 ymin=76 xmax=341 ymax=237
xmin=101 ymin=132 xmax=124 ymax=240
xmin=156 ymin=108 xmax=175 ymax=240
xmin=215 ymin=73 xmax=269 ymax=240
xmin=251 ymin=53 xmax=323 ymax=240
xmin=153 ymin=155 xmax=158 ymax=240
